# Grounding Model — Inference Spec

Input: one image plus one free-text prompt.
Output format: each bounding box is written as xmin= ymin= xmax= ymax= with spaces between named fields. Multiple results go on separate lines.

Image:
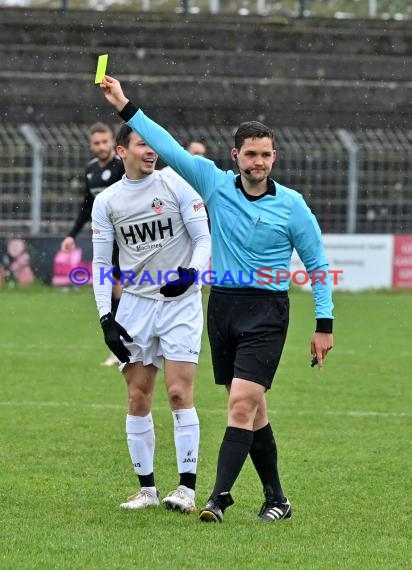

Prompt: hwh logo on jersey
xmin=120 ymin=217 xmax=174 ymax=244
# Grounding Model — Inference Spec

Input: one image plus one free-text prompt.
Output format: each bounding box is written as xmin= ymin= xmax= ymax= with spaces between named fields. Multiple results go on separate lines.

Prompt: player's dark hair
xmin=89 ymin=122 xmax=113 ymax=136
xmin=115 ymin=123 xmax=134 ymax=149
xmin=234 ymin=121 xmax=276 ymax=150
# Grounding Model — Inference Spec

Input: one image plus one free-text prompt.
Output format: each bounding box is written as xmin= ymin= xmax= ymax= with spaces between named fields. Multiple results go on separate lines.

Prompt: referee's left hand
xmin=311 ymin=333 xmax=333 ymax=369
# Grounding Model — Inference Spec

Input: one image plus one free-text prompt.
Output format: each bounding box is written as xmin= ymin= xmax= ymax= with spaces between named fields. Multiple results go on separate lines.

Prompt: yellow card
xmin=95 ymin=54 xmax=108 ymax=84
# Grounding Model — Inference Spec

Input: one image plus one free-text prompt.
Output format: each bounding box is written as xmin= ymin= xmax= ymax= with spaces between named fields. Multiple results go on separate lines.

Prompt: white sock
xmin=126 ymin=413 xmax=155 ymax=476
xmin=172 ymin=408 xmax=200 ymax=475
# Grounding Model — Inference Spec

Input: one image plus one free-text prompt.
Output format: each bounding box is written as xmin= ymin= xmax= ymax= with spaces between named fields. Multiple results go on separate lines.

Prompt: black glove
xmin=100 ymin=313 xmax=133 ymax=363
xmin=160 ymin=267 xmax=197 ymax=298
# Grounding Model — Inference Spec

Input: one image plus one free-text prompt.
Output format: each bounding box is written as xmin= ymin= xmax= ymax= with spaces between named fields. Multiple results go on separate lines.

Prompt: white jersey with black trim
xmin=92 ymin=170 xmax=210 ymax=307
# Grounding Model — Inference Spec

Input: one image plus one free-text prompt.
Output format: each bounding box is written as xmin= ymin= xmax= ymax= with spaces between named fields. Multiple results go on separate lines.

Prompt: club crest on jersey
xmin=152 ymin=198 xmax=164 ymax=214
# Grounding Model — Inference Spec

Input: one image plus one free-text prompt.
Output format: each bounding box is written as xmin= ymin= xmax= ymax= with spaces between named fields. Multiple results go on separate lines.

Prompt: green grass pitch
xmin=0 ymin=285 xmax=411 ymax=569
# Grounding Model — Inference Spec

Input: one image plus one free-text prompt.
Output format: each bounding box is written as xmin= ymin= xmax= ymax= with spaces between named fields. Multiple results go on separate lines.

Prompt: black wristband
xmin=100 ymin=313 xmax=113 ymax=328
xmin=119 ymin=101 xmax=139 ymax=122
xmin=315 ymin=318 xmax=333 ymax=334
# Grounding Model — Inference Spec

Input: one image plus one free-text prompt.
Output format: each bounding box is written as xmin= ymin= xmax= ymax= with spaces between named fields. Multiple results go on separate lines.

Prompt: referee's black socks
xmin=249 ymin=423 xmax=285 ymax=503
xmin=210 ymin=426 xmax=253 ymax=499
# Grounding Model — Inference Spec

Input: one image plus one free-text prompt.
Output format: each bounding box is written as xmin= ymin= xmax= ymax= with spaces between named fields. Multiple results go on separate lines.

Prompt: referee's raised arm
xmin=100 ymin=76 xmax=217 ymax=202
xmin=100 ymin=75 xmax=129 ymax=111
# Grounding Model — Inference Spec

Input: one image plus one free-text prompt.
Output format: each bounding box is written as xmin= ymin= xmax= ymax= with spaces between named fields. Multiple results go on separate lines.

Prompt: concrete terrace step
xmin=1 ymin=7 xmax=411 ymax=129
xmin=1 ymin=11 xmax=412 ymax=56
xmin=1 ymin=44 xmax=411 ymax=82
xmin=2 ymin=73 xmax=411 ymax=129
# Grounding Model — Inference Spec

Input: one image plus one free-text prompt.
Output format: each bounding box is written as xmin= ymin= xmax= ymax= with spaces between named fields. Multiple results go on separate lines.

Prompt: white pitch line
xmin=291 ymin=410 xmax=412 ymax=418
xmin=1 ymin=343 xmax=411 ymax=360
xmin=0 ymin=400 xmax=410 ymax=418
xmin=0 ymin=401 xmax=123 ymax=410
xmin=0 ymin=343 xmax=99 ymax=350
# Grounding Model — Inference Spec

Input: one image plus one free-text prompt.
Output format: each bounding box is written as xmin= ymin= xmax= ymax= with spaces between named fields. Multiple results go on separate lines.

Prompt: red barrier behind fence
xmin=392 ymin=235 xmax=412 ymax=288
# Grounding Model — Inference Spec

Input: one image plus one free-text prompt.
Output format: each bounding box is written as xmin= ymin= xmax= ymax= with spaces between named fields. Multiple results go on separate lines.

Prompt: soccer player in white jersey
xmin=91 ymin=123 xmax=211 ymax=513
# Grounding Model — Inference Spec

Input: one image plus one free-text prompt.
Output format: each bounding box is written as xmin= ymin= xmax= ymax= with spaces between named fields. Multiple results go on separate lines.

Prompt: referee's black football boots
xmin=258 ymin=486 xmax=292 ymax=521
xmin=199 ymin=492 xmax=234 ymax=523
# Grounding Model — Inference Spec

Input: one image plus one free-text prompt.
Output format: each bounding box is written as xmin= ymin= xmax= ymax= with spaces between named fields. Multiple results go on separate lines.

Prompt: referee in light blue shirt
xmin=100 ymin=75 xmax=334 ymax=524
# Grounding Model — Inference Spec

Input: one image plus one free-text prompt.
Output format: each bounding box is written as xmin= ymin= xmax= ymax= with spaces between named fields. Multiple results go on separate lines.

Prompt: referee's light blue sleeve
xmin=289 ymin=198 xmax=334 ymax=319
xmin=127 ymin=110 xmax=218 ymax=203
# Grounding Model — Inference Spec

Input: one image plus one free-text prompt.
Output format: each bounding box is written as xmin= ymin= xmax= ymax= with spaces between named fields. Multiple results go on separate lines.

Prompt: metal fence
xmin=0 ymin=123 xmax=411 ymax=237
xmin=3 ymin=1 xmax=407 ymax=19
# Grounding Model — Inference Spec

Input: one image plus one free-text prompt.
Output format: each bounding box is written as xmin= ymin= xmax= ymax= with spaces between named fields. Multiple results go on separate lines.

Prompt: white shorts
xmin=116 ymin=290 xmax=203 ymax=370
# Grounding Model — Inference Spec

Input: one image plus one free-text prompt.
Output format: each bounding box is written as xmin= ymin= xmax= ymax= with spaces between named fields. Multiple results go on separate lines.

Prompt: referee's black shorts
xmin=207 ymin=286 xmax=289 ymax=390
